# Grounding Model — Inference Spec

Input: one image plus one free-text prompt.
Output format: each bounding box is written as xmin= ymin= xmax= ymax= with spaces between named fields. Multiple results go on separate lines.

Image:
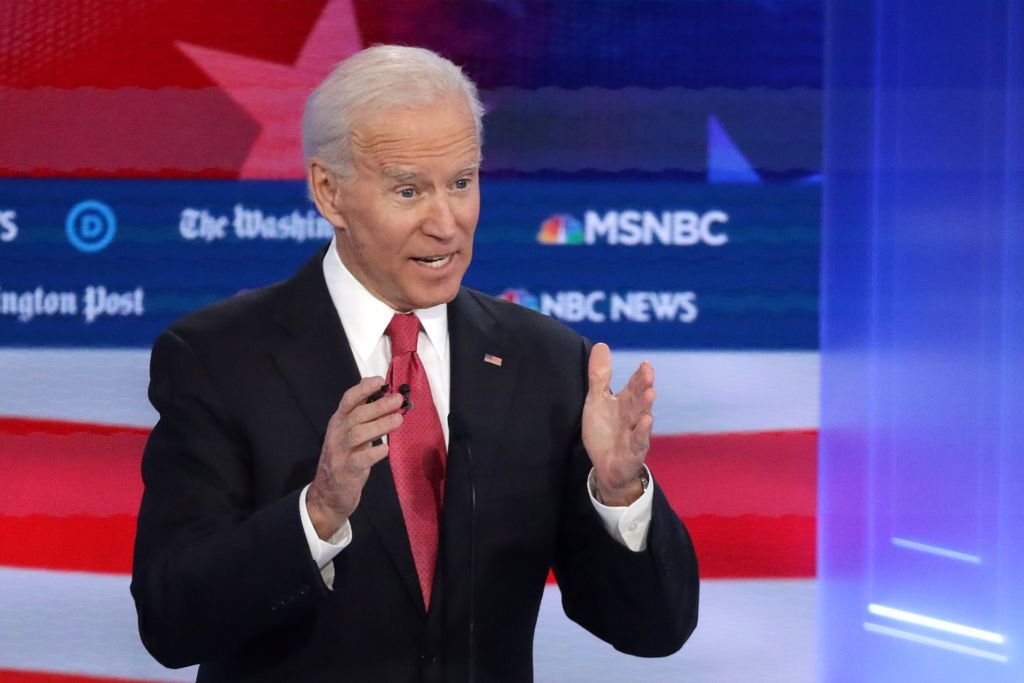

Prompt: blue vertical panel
xmin=821 ymin=1 xmax=1024 ymax=682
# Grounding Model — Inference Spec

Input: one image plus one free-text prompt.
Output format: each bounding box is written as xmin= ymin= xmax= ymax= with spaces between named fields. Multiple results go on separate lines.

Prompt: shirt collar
xmin=322 ymin=236 xmax=449 ymax=363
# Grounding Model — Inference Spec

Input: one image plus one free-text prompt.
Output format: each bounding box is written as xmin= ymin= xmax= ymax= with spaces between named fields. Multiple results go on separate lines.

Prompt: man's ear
xmin=309 ymin=157 xmax=345 ymax=228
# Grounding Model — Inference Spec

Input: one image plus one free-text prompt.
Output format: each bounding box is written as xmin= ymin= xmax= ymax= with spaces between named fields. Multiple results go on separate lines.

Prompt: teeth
xmin=416 ymin=255 xmax=451 ymax=269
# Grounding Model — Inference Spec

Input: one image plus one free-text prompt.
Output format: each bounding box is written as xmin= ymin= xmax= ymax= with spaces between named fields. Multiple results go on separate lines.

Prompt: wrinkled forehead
xmin=348 ymin=96 xmax=481 ymax=174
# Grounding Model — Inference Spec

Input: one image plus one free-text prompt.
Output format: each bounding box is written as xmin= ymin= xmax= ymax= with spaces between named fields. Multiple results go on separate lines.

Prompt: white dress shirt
xmin=299 ymin=238 xmax=654 ymax=588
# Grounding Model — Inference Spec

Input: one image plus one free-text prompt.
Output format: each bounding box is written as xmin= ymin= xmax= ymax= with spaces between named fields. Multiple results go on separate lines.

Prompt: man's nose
xmin=422 ymin=193 xmax=458 ymax=240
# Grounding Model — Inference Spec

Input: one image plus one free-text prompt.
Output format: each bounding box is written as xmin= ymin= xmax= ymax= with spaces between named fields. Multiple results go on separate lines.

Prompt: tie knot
xmin=386 ymin=313 xmax=421 ymax=355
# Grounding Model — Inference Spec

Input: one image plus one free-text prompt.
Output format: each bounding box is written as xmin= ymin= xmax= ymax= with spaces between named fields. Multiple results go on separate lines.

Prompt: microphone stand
xmin=449 ymin=414 xmax=476 ymax=683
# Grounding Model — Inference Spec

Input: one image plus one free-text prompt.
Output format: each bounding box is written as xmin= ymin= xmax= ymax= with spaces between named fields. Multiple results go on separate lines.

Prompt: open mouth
xmin=412 ymin=254 xmax=453 ymax=269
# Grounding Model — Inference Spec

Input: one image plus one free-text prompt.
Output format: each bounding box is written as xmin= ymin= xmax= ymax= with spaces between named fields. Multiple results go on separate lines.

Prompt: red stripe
xmin=0 ymin=418 xmax=150 ymax=437
xmin=545 ymin=513 xmax=814 ymax=583
xmin=0 ymin=670 xmax=177 ymax=683
xmin=684 ymin=514 xmax=815 ymax=578
xmin=646 ymin=430 xmax=817 ymax=517
xmin=0 ymin=511 xmax=816 ymax=578
xmin=0 ymin=419 xmax=147 ymax=517
xmin=647 ymin=430 xmax=817 ymax=577
xmin=0 ymin=418 xmax=146 ymax=573
xmin=0 ymin=515 xmax=137 ymax=575
xmin=0 ymin=418 xmax=817 ymax=577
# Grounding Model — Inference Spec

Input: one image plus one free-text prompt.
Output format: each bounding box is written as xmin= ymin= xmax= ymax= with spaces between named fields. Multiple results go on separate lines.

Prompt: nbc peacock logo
xmin=498 ymin=288 xmax=541 ymax=312
xmin=536 ymin=214 xmax=584 ymax=245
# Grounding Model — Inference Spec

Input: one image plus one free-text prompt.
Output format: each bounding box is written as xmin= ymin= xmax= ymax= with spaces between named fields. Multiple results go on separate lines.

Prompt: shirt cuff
xmin=299 ymin=483 xmax=353 ymax=590
xmin=587 ymin=466 xmax=654 ymax=552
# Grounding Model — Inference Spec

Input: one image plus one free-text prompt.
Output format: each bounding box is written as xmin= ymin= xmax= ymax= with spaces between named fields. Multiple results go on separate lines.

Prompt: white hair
xmin=302 ymin=45 xmax=485 ymax=194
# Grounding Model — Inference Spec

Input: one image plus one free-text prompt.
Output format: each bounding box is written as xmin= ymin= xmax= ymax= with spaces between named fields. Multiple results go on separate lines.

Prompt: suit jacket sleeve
xmin=551 ymin=337 xmax=700 ymax=657
xmin=130 ymin=329 xmax=328 ymax=668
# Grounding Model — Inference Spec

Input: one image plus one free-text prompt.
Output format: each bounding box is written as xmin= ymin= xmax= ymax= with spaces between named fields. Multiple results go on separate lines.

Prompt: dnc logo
xmin=536 ymin=214 xmax=584 ymax=245
xmin=66 ymin=199 xmax=117 ymax=253
xmin=499 ymin=288 xmax=540 ymax=312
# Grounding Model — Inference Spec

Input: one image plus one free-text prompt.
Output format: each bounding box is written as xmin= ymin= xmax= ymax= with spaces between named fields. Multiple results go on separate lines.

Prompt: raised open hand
xmin=581 ymin=342 xmax=654 ymax=507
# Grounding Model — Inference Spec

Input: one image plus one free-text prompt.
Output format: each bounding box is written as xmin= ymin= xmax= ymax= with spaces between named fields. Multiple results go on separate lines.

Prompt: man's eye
xmin=454 ymin=178 xmax=470 ymax=190
xmin=399 ymin=188 xmax=416 ymax=198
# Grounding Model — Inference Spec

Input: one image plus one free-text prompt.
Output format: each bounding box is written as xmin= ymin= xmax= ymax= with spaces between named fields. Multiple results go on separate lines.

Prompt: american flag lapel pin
xmin=483 ymin=353 xmax=503 ymax=367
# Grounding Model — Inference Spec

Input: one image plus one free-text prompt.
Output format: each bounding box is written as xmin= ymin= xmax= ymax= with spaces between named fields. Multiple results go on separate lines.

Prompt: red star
xmin=177 ymin=0 xmax=363 ymax=179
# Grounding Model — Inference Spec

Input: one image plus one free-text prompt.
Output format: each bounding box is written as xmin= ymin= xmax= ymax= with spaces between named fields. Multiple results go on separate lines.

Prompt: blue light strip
xmin=864 ymin=623 xmax=1008 ymax=663
xmin=890 ymin=538 xmax=983 ymax=565
xmin=867 ymin=604 xmax=1004 ymax=644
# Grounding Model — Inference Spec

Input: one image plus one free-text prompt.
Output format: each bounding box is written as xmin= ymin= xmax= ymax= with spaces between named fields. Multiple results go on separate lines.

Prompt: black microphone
xmin=398 ymin=383 xmax=412 ymax=412
xmin=447 ymin=412 xmax=476 ymax=683
xmin=365 ymin=383 xmax=389 ymax=447
xmin=365 ymin=384 xmax=412 ymax=447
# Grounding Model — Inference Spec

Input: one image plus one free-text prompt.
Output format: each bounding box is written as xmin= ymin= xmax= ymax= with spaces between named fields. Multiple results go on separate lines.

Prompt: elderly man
xmin=131 ymin=45 xmax=698 ymax=682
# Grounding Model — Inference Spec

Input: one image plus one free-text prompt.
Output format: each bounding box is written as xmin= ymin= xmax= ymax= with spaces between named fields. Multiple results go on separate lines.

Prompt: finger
xmin=588 ymin=342 xmax=613 ymax=396
xmin=349 ymin=441 xmax=391 ymax=470
xmin=620 ymin=368 xmax=643 ymax=407
xmin=337 ymin=376 xmax=388 ymax=415
xmin=630 ymin=386 xmax=656 ymax=419
xmin=348 ymin=391 xmax=404 ymax=426
xmin=345 ymin=411 xmax=404 ymax=450
xmin=631 ymin=413 xmax=654 ymax=455
xmin=640 ymin=360 xmax=654 ymax=386
xmin=644 ymin=385 xmax=656 ymax=411
xmin=623 ymin=360 xmax=654 ymax=396
xmin=620 ymin=391 xmax=655 ymax=439
xmin=620 ymin=365 xmax=655 ymax=416
xmin=325 ymin=396 xmax=400 ymax=455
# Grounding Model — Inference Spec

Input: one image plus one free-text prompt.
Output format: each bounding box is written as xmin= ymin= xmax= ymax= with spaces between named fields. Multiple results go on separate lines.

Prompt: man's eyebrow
xmin=383 ymin=168 xmax=422 ymax=183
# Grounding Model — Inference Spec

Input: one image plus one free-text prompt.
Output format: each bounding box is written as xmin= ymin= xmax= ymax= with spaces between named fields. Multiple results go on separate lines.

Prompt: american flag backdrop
xmin=0 ymin=1 xmax=822 ymax=680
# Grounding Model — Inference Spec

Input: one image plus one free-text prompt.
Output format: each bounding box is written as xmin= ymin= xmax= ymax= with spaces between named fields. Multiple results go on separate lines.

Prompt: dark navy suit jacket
xmin=131 ymin=246 xmax=699 ymax=682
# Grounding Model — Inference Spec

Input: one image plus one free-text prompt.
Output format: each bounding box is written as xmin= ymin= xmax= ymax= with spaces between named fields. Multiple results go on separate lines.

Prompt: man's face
xmin=327 ymin=95 xmax=480 ymax=312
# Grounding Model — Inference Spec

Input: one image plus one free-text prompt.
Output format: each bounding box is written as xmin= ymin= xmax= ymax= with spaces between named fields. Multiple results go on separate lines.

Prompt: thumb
xmin=588 ymin=342 xmax=613 ymax=396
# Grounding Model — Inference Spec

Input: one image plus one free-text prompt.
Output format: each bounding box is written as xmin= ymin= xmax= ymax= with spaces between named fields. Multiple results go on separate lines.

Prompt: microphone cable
xmin=448 ymin=413 xmax=476 ymax=682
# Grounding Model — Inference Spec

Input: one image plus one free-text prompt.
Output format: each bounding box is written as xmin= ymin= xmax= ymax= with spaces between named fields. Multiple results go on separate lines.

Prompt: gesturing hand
xmin=582 ymin=343 xmax=655 ymax=507
xmin=306 ymin=376 xmax=404 ymax=540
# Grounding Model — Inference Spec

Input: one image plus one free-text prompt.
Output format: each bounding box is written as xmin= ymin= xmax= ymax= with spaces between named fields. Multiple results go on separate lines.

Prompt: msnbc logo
xmin=537 ymin=209 xmax=729 ymax=247
xmin=536 ymin=214 xmax=584 ymax=245
xmin=499 ymin=288 xmax=540 ymax=312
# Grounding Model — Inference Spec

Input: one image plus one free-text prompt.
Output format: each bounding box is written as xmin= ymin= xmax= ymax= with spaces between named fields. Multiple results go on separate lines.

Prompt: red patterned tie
xmin=385 ymin=312 xmax=446 ymax=609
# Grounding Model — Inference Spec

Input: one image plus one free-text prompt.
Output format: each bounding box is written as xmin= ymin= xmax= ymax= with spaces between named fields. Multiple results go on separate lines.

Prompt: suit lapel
xmin=446 ymin=289 xmax=522 ymax=447
xmin=270 ymin=249 xmax=359 ymax=440
xmin=270 ymin=246 xmax=424 ymax=615
xmin=424 ymin=289 xmax=523 ymax=640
